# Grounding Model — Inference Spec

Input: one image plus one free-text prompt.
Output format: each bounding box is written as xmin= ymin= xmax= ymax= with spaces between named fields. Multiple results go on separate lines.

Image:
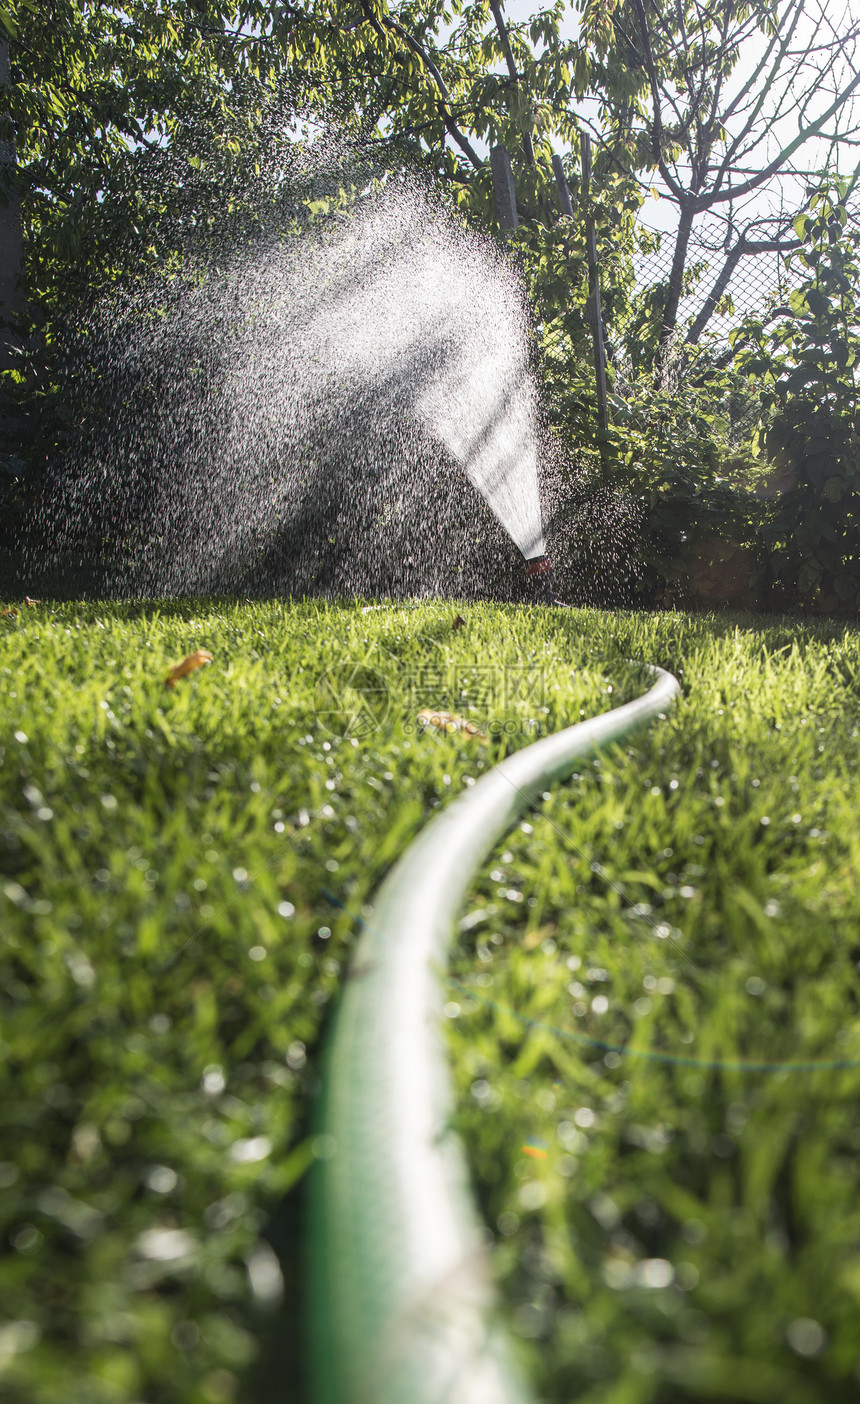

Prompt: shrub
xmin=549 ymin=361 xmax=766 ymax=610
xmin=734 ymin=177 xmax=860 ymax=613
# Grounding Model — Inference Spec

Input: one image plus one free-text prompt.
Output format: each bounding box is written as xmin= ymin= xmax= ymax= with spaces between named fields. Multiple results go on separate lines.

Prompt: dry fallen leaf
xmin=417 ymin=708 xmax=488 ymax=743
xmin=0 ymin=607 xmax=18 ymax=618
xmin=165 ymin=649 xmax=213 ymax=689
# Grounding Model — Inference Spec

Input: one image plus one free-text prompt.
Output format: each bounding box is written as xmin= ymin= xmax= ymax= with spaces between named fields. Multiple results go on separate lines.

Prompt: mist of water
xmin=317 ymin=196 xmax=546 ymax=561
xmin=40 ymin=166 xmax=547 ymax=598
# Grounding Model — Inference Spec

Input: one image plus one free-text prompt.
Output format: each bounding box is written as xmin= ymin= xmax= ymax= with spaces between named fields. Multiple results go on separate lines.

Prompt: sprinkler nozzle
xmin=525 ymin=554 xmax=565 ymax=606
xmin=525 ymin=554 xmax=553 ymax=578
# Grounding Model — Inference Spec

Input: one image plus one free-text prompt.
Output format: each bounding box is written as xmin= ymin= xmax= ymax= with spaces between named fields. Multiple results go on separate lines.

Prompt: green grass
xmin=0 ymin=597 xmax=624 ymax=1403
xmin=2 ymin=598 xmax=860 ymax=1403
xmin=448 ymin=615 xmax=860 ymax=1403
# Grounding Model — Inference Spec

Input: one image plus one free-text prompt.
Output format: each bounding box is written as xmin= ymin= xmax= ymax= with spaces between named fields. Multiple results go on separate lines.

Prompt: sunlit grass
xmin=0 ymin=596 xmax=625 ymax=1403
xmin=2 ymin=598 xmax=859 ymax=1402
xmin=449 ymin=612 xmax=860 ymax=1403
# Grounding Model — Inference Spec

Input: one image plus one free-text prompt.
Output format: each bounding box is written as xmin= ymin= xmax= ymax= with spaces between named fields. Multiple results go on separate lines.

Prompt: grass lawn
xmin=1 ymin=598 xmax=859 ymax=1403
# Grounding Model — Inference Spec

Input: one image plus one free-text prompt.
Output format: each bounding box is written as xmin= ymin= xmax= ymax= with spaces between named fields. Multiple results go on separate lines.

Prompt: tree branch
xmin=629 ymin=0 xmax=685 ymax=199
xmin=362 ymin=3 xmax=484 ymax=171
xmin=714 ymin=0 xmax=807 ymax=181
xmin=703 ymin=62 xmax=860 ymax=208
xmin=488 ymin=0 xmax=535 ymax=165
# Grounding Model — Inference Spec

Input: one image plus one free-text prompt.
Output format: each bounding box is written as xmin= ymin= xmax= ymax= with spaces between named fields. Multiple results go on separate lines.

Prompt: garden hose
xmin=308 ymin=662 xmax=681 ymax=1404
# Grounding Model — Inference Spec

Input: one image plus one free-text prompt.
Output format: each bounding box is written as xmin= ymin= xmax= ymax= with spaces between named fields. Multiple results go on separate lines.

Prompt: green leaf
xmin=822 ymin=477 xmax=847 ymax=503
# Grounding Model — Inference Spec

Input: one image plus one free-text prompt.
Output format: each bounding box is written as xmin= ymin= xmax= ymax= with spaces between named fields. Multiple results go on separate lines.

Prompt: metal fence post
xmin=577 ymin=137 xmax=611 ymax=483
xmin=490 ymin=144 xmax=518 ymax=235
xmin=550 ymin=152 xmax=573 ymax=220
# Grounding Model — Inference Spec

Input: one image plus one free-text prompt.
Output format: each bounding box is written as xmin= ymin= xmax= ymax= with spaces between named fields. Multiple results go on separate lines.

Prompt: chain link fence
xmin=545 ymin=195 xmax=859 ymax=349
xmin=537 ymin=201 xmax=860 ymax=441
xmin=628 ymin=226 xmax=791 ymax=337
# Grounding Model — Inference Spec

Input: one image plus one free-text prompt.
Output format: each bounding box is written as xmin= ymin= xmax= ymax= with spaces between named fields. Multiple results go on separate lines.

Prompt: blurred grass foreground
xmin=2 ymin=597 xmax=860 ymax=1402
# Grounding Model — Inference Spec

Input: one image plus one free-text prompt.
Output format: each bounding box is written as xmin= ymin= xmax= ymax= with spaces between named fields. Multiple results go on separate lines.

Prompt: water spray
xmin=42 ymin=176 xmax=550 ymax=600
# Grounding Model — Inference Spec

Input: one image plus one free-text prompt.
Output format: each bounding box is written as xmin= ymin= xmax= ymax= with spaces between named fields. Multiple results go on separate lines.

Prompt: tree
xmin=0 ymin=34 xmax=23 ymax=371
xmin=581 ymin=0 xmax=860 ymax=368
xmin=1 ymin=0 xmax=318 ymax=542
xmin=285 ymin=0 xmax=860 ymax=371
xmin=5 ymin=0 xmax=311 ymax=336
xmin=11 ymin=0 xmax=860 ymax=359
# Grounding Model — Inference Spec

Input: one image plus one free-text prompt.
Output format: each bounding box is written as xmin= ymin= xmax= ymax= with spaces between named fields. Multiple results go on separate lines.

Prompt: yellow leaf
xmin=417 ymin=709 xmax=487 ymax=742
xmin=164 ymin=649 xmax=213 ymax=689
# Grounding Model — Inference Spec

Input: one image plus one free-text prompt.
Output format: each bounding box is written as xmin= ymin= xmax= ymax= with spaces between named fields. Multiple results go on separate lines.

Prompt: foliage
xmin=6 ymin=0 xmax=860 ymax=454
xmin=18 ymin=0 xmax=852 ymax=377
xmin=5 ymin=1 xmax=395 ymax=548
xmin=4 ymin=0 xmax=308 ymax=530
xmin=8 ymin=1 xmax=860 ymax=613
xmin=7 ymin=0 xmax=581 ymax=335
xmin=733 ymin=180 xmax=860 ymax=613
xmin=578 ymin=0 xmax=860 ymax=361
xmin=285 ymin=0 xmax=583 ymax=220
xmin=7 ymin=0 xmax=303 ymax=331
xmin=283 ymin=0 xmax=860 ymax=367
xmin=611 ymin=367 xmax=766 ymax=607
xmin=515 ymin=157 xmax=650 ymax=373
xmin=543 ymin=345 xmax=766 ymax=609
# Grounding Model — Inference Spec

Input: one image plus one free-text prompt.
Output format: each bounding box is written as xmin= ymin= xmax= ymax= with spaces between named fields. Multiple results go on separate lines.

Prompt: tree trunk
xmin=655 ymin=201 xmax=694 ymax=383
xmin=488 ymin=0 xmax=536 ymax=167
xmin=685 ymin=244 xmax=743 ymax=347
xmin=0 ymin=36 xmax=24 ymax=373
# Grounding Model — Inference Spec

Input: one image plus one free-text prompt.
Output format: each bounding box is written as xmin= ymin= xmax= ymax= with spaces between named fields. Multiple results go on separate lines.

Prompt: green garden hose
xmin=308 ymin=663 xmax=681 ymax=1404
